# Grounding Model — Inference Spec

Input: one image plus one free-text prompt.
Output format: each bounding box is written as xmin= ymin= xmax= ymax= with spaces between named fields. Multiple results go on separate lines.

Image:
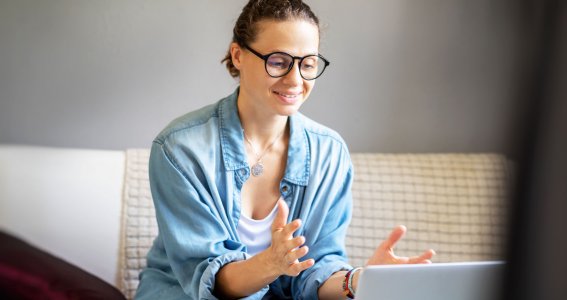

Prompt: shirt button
xmin=240 ymin=169 xmax=246 ymax=175
xmin=281 ymin=185 xmax=289 ymax=193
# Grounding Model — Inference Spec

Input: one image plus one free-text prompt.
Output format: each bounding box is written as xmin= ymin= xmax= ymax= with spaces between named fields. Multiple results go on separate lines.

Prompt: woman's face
xmin=234 ymin=19 xmax=320 ymax=117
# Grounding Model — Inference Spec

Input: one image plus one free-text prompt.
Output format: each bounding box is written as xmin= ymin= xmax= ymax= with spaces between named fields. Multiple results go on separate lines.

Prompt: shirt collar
xmin=218 ymin=88 xmax=310 ymax=186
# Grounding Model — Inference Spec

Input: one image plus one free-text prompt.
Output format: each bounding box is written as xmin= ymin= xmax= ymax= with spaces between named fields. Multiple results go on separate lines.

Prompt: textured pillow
xmin=0 ymin=231 xmax=126 ymax=300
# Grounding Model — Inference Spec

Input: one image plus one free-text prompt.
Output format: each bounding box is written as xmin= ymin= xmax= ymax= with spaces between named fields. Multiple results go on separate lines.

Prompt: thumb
xmin=271 ymin=198 xmax=289 ymax=232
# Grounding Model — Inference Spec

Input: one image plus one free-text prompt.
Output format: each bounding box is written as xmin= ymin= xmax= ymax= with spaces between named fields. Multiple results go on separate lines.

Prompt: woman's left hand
xmin=319 ymin=225 xmax=435 ymax=299
xmin=366 ymin=225 xmax=435 ymax=266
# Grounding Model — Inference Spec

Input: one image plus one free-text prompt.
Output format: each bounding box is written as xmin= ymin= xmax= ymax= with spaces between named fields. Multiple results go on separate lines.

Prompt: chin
xmin=279 ymin=108 xmax=300 ymax=117
xmin=272 ymin=102 xmax=303 ymax=117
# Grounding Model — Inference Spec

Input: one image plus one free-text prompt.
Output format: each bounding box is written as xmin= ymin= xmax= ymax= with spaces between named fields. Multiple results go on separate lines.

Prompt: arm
xmin=317 ymin=271 xmax=348 ymax=300
xmin=215 ymin=253 xmax=280 ymax=299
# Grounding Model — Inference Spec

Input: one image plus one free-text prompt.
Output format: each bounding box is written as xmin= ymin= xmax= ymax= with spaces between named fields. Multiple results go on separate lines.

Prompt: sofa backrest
xmin=345 ymin=153 xmax=510 ymax=267
xmin=117 ymin=150 xmax=511 ymax=299
xmin=118 ymin=149 xmax=156 ymax=299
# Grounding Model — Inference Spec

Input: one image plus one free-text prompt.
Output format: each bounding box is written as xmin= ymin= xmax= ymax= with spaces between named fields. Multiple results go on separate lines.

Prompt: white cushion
xmin=0 ymin=144 xmax=125 ymax=285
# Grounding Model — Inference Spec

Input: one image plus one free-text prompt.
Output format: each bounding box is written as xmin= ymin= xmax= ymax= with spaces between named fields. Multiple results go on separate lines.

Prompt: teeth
xmin=275 ymin=91 xmax=299 ymax=98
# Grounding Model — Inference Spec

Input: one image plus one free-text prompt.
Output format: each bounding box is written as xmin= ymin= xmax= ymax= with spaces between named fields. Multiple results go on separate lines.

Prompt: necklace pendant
xmin=251 ymin=161 xmax=264 ymax=176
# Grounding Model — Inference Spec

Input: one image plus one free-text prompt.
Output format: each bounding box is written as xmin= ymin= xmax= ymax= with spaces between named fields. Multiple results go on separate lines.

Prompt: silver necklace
xmin=243 ymin=129 xmax=284 ymax=176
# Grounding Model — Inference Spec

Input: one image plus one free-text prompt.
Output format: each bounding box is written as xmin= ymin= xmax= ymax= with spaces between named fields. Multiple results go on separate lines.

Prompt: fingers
xmin=271 ymin=198 xmax=289 ymax=232
xmin=285 ymin=245 xmax=309 ymax=264
xmin=266 ymin=199 xmax=312 ymax=276
xmin=382 ymin=225 xmax=407 ymax=250
xmin=279 ymin=236 xmax=307 ymax=266
xmin=368 ymin=226 xmax=437 ymax=266
xmin=408 ymin=249 xmax=436 ymax=264
xmin=288 ymin=258 xmax=315 ymax=276
xmin=288 ymin=235 xmax=306 ymax=250
xmin=282 ymin=219 xmax=302 ymax=237
xmin=367 ymin=225 xmax=408 ymax=266
xmin=271 ymin=199 xmax=301 ymax=240
xmin=266 ymin=234 xmax=312 ymax=276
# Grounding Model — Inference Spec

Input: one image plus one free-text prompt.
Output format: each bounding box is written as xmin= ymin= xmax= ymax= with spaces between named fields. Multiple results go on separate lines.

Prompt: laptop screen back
xmin=356 ymin=261 xmax=505 ymax=300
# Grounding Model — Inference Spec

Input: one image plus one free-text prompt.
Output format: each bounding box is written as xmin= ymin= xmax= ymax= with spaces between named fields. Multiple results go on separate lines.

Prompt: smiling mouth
xmin=273 ymin=91 xmax=302 ymax=98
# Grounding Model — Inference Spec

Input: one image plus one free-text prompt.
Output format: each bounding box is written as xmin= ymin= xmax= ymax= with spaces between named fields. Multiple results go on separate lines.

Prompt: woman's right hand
xmin=261 ymin=199 xmax=315 ymax=277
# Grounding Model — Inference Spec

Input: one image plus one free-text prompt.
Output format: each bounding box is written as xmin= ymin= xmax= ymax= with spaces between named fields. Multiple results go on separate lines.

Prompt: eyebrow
xmin=266 ymin=48 xmax=320 ymax=57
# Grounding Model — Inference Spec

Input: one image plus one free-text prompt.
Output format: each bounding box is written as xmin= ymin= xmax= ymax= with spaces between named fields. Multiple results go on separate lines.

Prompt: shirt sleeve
xmin=291 ymin=145 xmax=355 ymax=300
xmin=148 ymin=141 xmax=269 ymax=299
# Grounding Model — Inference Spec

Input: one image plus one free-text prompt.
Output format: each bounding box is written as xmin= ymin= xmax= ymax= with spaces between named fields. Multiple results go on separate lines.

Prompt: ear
xmin=230 ymin=42 xmax=244 ymax=70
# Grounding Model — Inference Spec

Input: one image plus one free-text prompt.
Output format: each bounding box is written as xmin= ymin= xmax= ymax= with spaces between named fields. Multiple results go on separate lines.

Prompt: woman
xmin=136 ymin=1 xmax=434 ymax=299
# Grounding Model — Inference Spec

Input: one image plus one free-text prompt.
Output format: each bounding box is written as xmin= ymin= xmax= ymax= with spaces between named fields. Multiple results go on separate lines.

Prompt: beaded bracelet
xmin=342 ymin=269 xmax=355 ymax=298
xmin=343 ymin=267 xmax=362 ymax=299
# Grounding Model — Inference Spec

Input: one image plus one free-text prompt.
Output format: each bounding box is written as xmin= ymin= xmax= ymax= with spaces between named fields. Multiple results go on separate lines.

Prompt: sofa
xmin=0 ymin=144 xmax=511 ymax=299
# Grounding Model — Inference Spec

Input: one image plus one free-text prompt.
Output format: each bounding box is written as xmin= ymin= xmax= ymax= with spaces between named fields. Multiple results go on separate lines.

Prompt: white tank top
xmin=237 ymin=205 xmax=278 ymax=256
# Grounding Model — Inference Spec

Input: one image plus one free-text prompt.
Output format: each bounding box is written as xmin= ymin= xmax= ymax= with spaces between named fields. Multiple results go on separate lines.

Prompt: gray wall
xmin=0 ymin=0 xmax=523 ymax=153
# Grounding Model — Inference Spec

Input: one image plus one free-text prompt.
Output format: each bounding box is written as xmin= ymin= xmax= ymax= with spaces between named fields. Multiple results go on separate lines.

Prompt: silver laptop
xmin=356 ymin=261 xmax=505 ymax=300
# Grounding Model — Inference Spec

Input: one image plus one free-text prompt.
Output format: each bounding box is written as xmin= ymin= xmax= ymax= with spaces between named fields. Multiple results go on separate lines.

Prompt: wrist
xmin=255 ymin=247 xmax=282 ymax=279
xmin=352 ymin=268 xmax=363 ymax=291
xmin=343 ymin=267 xmax=363 ymax=299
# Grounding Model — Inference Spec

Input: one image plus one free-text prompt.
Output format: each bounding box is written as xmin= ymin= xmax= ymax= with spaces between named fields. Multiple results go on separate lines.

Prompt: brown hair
xmin=221 ymin=0 xmax=320 ymax=78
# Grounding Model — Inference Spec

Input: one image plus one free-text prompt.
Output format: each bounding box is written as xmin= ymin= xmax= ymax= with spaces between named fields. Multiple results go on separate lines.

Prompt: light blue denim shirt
xmin=136 ymin=89 xmax=353 ymax=300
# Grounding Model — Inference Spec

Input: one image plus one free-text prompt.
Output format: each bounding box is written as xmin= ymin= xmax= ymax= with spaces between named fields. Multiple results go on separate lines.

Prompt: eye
xmin=267 ymin=60 xmax=286 ymax=68
xmin=301 ymin=57 xmax=319 ymax=70
xmin=267 ymin=54 xmax=291 ymax=69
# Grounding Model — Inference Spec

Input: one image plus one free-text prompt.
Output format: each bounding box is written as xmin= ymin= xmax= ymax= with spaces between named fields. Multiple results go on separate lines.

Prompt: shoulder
xmin=295 ymin=112 xmax=349 ymax=154
xmin=149 ymin=96 xmax=229 ymax=176
xmin=153 ymin=99 xmax=223 ymax=146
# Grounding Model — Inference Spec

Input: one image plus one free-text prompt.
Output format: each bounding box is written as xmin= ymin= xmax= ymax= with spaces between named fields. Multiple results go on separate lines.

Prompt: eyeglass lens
xmin=266 ymin=53 xmax=326 ymax=79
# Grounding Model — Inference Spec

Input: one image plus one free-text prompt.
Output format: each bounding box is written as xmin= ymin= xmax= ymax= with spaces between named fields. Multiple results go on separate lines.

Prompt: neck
xmin=237 ymin=95 xmax=289 ymax=147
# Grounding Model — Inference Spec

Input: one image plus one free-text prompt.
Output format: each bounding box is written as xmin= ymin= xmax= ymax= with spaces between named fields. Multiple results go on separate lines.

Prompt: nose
xmin=282 ymin=61 xmax=303 ymax=86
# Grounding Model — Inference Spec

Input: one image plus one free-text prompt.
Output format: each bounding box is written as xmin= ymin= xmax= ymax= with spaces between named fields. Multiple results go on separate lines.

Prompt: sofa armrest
xmin=0 ymin=231 xmax=126 ymax=300
xmin=0 ymin=145 xmax=125 ymax=285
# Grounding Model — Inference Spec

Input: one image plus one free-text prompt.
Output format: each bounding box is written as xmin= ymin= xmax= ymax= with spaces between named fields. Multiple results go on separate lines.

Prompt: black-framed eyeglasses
xmin=244 ymin=44 xmax=330 ymax=80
